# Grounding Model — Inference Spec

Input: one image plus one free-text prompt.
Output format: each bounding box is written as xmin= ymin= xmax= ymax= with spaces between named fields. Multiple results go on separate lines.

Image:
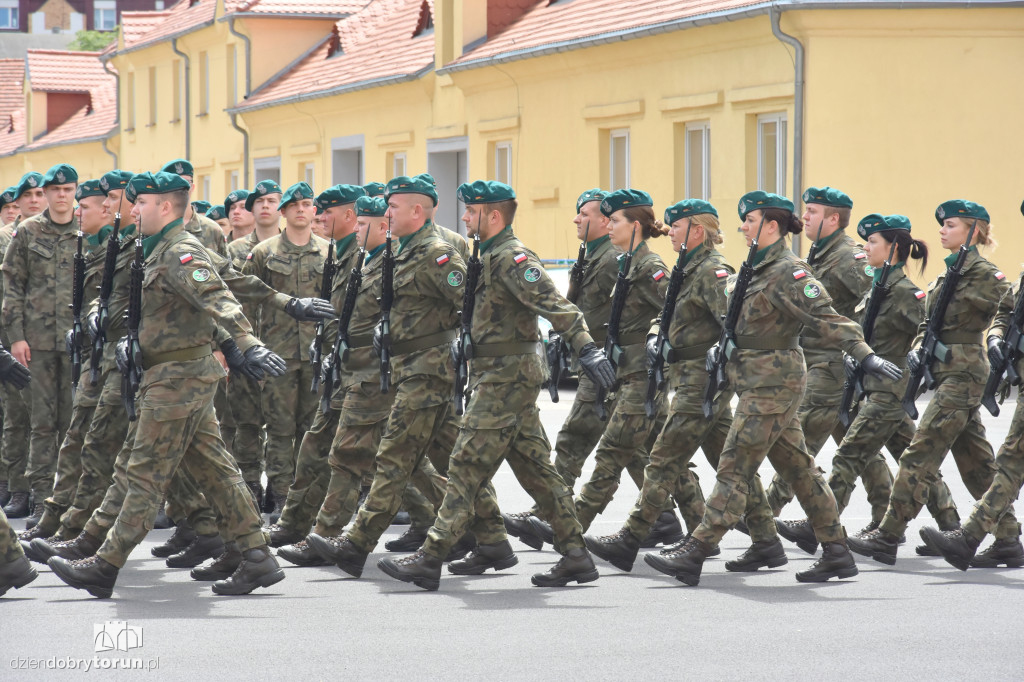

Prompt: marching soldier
xmin=0 ymin=186 xmax=18 ymax=226
xmin=206 ymin=205 xmax=229 ymax=238
xmin=161 ymin=159 xmax=227 ymax=257
xmin=13 ymin=171 xmax=47 ymax=223
xmin=0 ymin=345 xmax=33 ymax=597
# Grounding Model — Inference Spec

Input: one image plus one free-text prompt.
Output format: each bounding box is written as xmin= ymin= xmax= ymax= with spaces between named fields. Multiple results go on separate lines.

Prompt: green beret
xmin=192 ymin=200 xmax=212 ymax=214
xmin=737 ymin=191 xmax=794 ymax=220
xmin=223 ymin=189 xmax=250 ymax=214
xmin=206 ymin=205 xmax=226 ymax=221
xmin=935 ymin=199 xmax=989 ymax=225
xmin=42 ymin=163 xmax=78 ymax=187
xmin=317 ymin=184 xmax=366 ymax=212
xmin=576 ymin=188 xmax=608 ymax=214
xmin=355 ymin=195 xmax=387 ymax=217
xmin=100 ymin=170 xmax=133 ymax=195
xmin=15 ymin=172 xmax=43 ymax=199
xmin=457 ymin=180 xmax=515 ymax=205
xmin=245 ymin=179 xmax=283 ymax=211
xmin=75 ymin=180 xmax=105 ymax=201
xmin=664 ymin=199 xmax=718 ymax=224
xmin=363 ymin=182 xmax=385 ymax=197
xmin=0 ymin=186 xmax=16 ymax=208
xmin=278 ymin=182 xmax=315 ymax=211
xmin=857 ymin=213 xmax=911 ymax=240
xmin=802 ymin=186 xmax=853 ymax=209
xmin=385 ymin=175 xmax=438 ymax=206
xmin=600 ymin=189 xmax=652 ymax=217
xmin=415 ymin=173 xmax=437 ymax=187
xmin=126 ymin=171 xmax=190 ymax=202
xmin=161 ymin=159 xmax=194 ymax=177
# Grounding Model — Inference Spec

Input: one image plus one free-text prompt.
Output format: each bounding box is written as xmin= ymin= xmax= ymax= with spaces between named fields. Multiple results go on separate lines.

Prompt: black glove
xmin=987 ymin=335 xmax=1006 ymax=369
xmin=285 ymin=297 xmax=336 ymax=322
xmin=0 ymin=349 xmax=30 ymax=390
xmin=115 ymin=336 xmax=130 ymax=374
xmin=645 ymin=334 xmax=659 ymax=370
xmin=578 ymin=342 xmax=616 ymax=391
xmin=65 ymin=329 xmax=75 ymax=358
xmin=241 ymin=345 xmax=287 ymax=381
xmin=843 ymin=353 xmax=859 ymax=382
xmin=705 ymin=344 xmax=721 ymax=374
xmin=546 ymin=333 xmax=562 ymax=368
xmin=308 ymin=338 xmax=320 ymax=365
xmin=907 ymin=348 xmax=923 ymax=374
xmin=862 ymin=353 xmax=902 ymax=382
xmin=86 ymin=312 xmax=100 ymax=342
xmin=219 ymin=339 xmax=248 ymax=376
xmin=372 ymin=321 xmax=383 ymax=357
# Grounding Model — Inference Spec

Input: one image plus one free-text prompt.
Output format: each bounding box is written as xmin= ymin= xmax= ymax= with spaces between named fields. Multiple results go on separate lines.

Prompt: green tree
xmin=67 ymin=28 xmax=117 ymax=52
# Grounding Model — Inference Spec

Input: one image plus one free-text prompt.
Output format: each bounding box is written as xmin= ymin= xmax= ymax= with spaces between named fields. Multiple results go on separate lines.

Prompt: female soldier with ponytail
xmin=851 ymin=200 xmax=1023 ymax=566
xmin=645 ymin=191 xmax=902 ymax=586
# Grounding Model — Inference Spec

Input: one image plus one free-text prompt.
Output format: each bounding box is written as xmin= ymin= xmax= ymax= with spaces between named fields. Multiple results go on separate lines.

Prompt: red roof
xmin=229 ymin=0 xmax=366 ymax=16
xmin=24 ymin=81 xmax=118 ymax=151
xmin=0 ymin=60 xmax=24 ymax=126
xmin=119 ymin=10 xmax=173 ymax=47
xmin=26 ymin=50 xmax=110 ymax=94
xmin=0 ymin=109 xmax=26 ymax=157
xmin=237 ymin=0 xmax=434 ymax=111
xmin=119 ymin=0 xmax=215 ymax=52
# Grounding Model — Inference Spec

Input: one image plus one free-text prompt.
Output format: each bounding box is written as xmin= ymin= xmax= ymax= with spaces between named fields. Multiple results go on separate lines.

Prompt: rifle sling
xmin=391 ymin=329 xmax=457 ymax=356
xmin=142 ymin=345 xmax=211 ymax=369
xmin=734 ymin=335 xmax=800 ymax=351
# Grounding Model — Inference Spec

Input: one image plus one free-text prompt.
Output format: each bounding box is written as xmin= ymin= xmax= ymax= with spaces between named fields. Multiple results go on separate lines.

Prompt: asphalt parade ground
xmin=2 ymin=390 xmax=1022 ymax=681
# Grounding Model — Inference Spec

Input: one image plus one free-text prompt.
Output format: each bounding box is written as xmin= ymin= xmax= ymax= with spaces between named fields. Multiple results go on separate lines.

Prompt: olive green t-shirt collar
xmin=366 ymin=243 xmax=385 ymax=263
xmin=683 ymin=243 xmax=705 ymax=266
xmin=335 ymin=232 xmax=357 ymax=259
xmin=88 ymin=225 xmax=112 ymax=247
xmin=944 ymin=244 xmax=976 ymax=268
xmin=586 ymin=234 xmax=610 ymax=256
xmin=142 ymin=218 xmax=183 ymax=259
xmin=397 ymin=219 xmax=431 ymax=252
xmin=872 ymin=260 xmax=905 ymax=285
xmin=480 ymin=226 xmax=512 ymax=254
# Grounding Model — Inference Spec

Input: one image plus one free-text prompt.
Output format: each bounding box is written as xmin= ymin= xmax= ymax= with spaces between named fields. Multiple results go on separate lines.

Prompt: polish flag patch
xmin=246 ymin=252 xmax=253 ymax=260
xmin=653 ymin=270 xmax=666 ymax=281
xmin=180 ymin=253 xmax=193 ymax=264
xmin=995 ymin=271 xmax=1006 ymax=280
xmin=435 ymin=254 xmax=449 ymax=266
xmin=715 ymin=269 xmax=729 ymax=278
xmin=915 ymin=290 xmax=926 ymax=299
xmin=793 ymin=269 xmax=808 ymax=280
xmin=854 ymin=252 xmax=867 ymax=260
xmin=514 ymin=253 xmax=528 ymax=264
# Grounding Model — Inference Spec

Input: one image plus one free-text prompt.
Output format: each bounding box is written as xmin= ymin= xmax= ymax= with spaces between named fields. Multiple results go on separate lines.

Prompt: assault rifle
xmin=69 ymin=230 xmax=85 ymax=400
xmin=91 ymin=192 xmax=124 ymax=384
xmin=595 ymin=228 xmax=636 ymax=421
xmin=545 ymin=220 xmax=589 ymax=402
xmin=310 ymin=232 xmax=336 ymax=393
xmin=320 ymin=228 xmax=369 ymax=414
xmin=452 ymin=226 xmax=482 ymax=416
xmin=645 ymin=221 xmax=692 ymax=418
xmin=982 ymin=273 xmax=1024 ymax=416
xmin=122 ymin=236 xmax=145 ymax=421
xmin=378 ymin=219 xmax=394 ymax=394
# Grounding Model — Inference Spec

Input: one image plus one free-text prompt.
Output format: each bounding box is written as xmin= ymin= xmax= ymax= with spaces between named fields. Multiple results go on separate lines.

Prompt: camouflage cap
xmin=223 ymin=189 xmax=251 ymax=214
xmin=802 ymin=186 xmax=853 ymax=209
xmin=935 ymin=199 xmax=989 ymax=225
xmin=385 ymin=175 xmax=438 ymax=206
xmin=0 ymin=186 xmax=16 ymax=208
xmin=75 ymin=179 xmax=105 ymax=201
xmin=737 ymin=191 xmax=794 ymax=220
xmin=317 ymin=184 xmax=366 ymax=211
xmin=576 ymin=188 xmax=608 ymax=214
xmin=600 ymin=188 xmax=653 ymax=217
xmin=664 ymin=198 xmax=718 ymax=224
xmin=355 ymin=195 xmax=387 ymax=217
xmin=278 ymin=181 xmax=315 ymax=211
xmin=457 ymin=180 xmax=515 ymax=205
xmin=245 ymin=179 xmax=283 ymax=211
xmin=100 ymin=170 xmax=133 ymax=195
xmin=362 ymin=181 xmax=385 ymax=197
xmin=42 ymin=163 xmax=78 ymax=187
xmin=14 ymin=172 xmax=43 ymax=199
xmin=206 ymin=204 xmax=226 ymax=221
xmin=161 ymin=158 xmax=194 ymax=177
xmin=126 ymin=171 xmax=190 ymax=202
xmin=192 ymin=200 xmax=212 ymax=215
xmin=857 ymin=213 xmax=911 ymax=239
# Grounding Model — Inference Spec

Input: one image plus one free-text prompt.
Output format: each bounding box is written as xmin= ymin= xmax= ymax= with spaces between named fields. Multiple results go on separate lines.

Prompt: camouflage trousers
xmin=422 ymin=381 xmax=581 ymax=559
xmin=625 ymin=384 xmax=776 ymax=543
xmin=551 ymin=373 xmax=619 ymax=491
xmin=95 ymin=375 xmax=264 ymax=568
xmin=693 ymin=385 xmax=846 ymax=547
xmin=0 ymin=506 xmax=25 ymax=564
xmin=214 ymin=378 xmax=235 ymax=458
xmin=828 ymin=390 xmax=959 ymax=526
xmin=573 ymin=373 xmax=665 ymax=531
xmin=766 ymin=360 xmax=892 ymax=516
xmin=261 ymin=362 xmax=318 ymax=499
xmin=403 ymin=410 xmax=462 ymax=530
xmin=964 ymin=395 xmax=1024 ymax=540
xmin=228 ymin=373 xmax=266 ymax=482
xmin=275 ymin=403 xmax=340 ymax=535
xmin=880 ymin=375 xmax=1021 ymax=540
xmin=26 ymin=350 xmax=73 ymax=501
xmin=0 ymin=380 xmax=30 ymax=492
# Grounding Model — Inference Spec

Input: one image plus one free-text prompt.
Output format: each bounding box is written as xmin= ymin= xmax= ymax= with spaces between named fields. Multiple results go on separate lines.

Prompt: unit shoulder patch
xmin=803 ymin=282 xmax=821 ymax=299
xmin=523 ymin=266 xmax=542 ymax=283
xmin=447 ymin=270 xmax=464 ymax=287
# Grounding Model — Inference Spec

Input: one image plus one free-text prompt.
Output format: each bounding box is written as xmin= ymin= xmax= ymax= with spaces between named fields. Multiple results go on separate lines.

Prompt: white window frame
xmin=228 ymin=170 xmax=239 ymax=193
xmin=304 ymin=163 xmax=315 ymax=187
xmin=331 ymin=134 xmax=364 ymax=185
xmin=0 ymin=0 xmax=19 ymax=29
xmin=391 ymin=152 xmax=407 ymax=179
xmin=198 ymin=51 xmax=209 ymax=115
xmin=684 ymin=121 xmax=711 ymax=201
xmin=200 ymin=175 xmax=211 ymax=202
xmin=494 ymin=142 xmax=512 ymax=185
xmin=609 ymin=128 xmax=630 ymax=191
xmin=254 ymin=157 xmax=281 ymax=184
xmin=757 ymin=112 xmax=787 ymax=195
xmin=94 ymin=0 xmax=116 ymax=30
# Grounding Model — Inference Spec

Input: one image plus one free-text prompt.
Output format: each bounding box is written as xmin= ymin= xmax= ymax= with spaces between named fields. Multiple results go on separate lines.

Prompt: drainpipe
xmin=770 ymin=6 xmax=804 ymax=254
xmin=100 ymin=58 xmax=120 ymax=168
xmin=101 ymin=136 xmax=118 ymax=168
xmin=170 ymin=37 xmax=191 ymax=161
xmin=227 ymin=17 xmax=252 ymax=187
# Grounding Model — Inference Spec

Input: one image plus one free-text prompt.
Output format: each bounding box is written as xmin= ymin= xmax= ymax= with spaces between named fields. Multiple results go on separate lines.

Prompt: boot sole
xmin=643 ymin=553 xmax=700 ymax=586
xmin=969 ymin=558 xmax=1024 ymax=569
xmin=384 ymin=537 xmax=429 ymax=552
xmin=377 ymin=559 xmax=440 ymax=590
xmin=530 ymin=568 xmax=599 ymax=587
xmin=276 ymin=550 xmax=329 ymax=568
xmin=191 ymin=569 xmax=235 ymax=581
xmin=49 ymin=561 xmax=113 ymax=599
xmin=795 ymin=565 xmax=858 ymax=582
xmin=776 ymin=524 xmax=819 ymax=555
xmin=848 ymin=543 xmax=897 ymax=565
xmin=211 ymin=568 xmax=286 ymax=595
xmin=583 ymin=537 xmax=636 ymax=573
xmin=165 ymin=547 xmax=225 ymax=569
xmin=504 ymin=523 xmax=545 ymax=551
xmin=23 ymin=541 xmax=52 ymax=565
xmin=0 ymin=565 xmax=38 ymax=595
xmin=448 ymin=554 xmax=519 ymax=575
xmin=306 ymin=535 xmax=365 ymax=578
xmin=725 ymin=555 xmax=788 ymax=572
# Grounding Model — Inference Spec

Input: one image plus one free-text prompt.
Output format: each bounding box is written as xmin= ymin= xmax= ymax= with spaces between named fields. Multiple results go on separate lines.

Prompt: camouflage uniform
xmin=0 ymin=225 xmax=30 ymax=497
xmin=624 ymin=246 xmax=775 ymax=541
xmin=241 ymin=231 xmax=328 ymax=501
xmin=692 ymin=239 xmax=873 ymax=547
xmin=0 ymin=507 xmax=26 ymax=564
xmin=421 ymin=227 xmax=596 ymax=559
xmin=1 ymin=209 xmax=78 ymax=504
xmin=879 ymin=249 xmax=1020 ymax=540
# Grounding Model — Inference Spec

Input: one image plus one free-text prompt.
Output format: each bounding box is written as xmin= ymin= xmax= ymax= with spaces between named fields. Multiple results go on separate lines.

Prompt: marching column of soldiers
xmin=1 ymin=156 xmax=1023 ymax=599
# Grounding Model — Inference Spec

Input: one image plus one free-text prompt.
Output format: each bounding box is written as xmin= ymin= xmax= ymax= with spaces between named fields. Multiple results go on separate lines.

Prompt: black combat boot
xmin=151 ymin=521 xmax=196 ymax=557
xmin=969 ymin=537 xmax=1024 ymax=569
xmin=847 ymin=527 xmax=899 ymax=565
xmin=152 ymin=502 xmax=174 ymax=530
xmin=734 ymin=519 xmax=750 ymax=535
xmin=775 ymin=518 xmax=818 ymax=555
xmin=48 ymin=555 xmax=119 ymax=599
xmin=502 ymin=511 xmax=544 ymax=551
xmin=640 ymin=511 xmax=686 ymax=548
xmin=644 ymin=536 xmax=712 ymax=586
xmin=795 ymin=542 xmax=858 ymax=582
xmin=584 ymin=528 xmax=641 ymax=572
xmin=531 ymin=547 xmax=600 ymax=587
xmin=384 ymin=526 xmax=429 ymax=552
xmin=0 ymin=480 xmax=9 ymax=508
xmin=191 ymin=542 xmax=243 ymax=581
xmin=262 ymin=486 xmax=277 ymax=516
xmin=165 ymin=533 xmax=225 ymax=569
xmin=379 ymin=550 xmax=443 ymax=590
xmin=31 ymin=530 xmax=102 ymax=562
xmin=726 ymin=538 xmax=788 ymax=572
xmin=3 ymin=491 xmax=29 ymax=518
xmin=18 ymin=521 xmax=52 ymax=544
xmin=0 ymin=554 xmax=37 ymax=597
xmin=23 ymin=499 xmax=43 ymax=529
xmin=528 ymin=516 xmax=555 ymax=546
xmin=392 ymin=509 xmax=411 ymax=526
xmin=277 ymin=539 xmax=329 ymax=567
xmin=448 ymin=539 xmax=518 ymax=575
xmin=660 ymin=534 xmax=721 ymax=558
xmin=444 ymin=533 xmax=477 ymax=562
xmin=306 ymin=533 xmax=368 ymax=578
xmin=266 ymin=523 xmax=304 ymax=549
xmin=22 ymin=533 xmax=61 ymax=564
xmin=918 ymin=526 xmax=981 ymax=571
xmin=211 ymin=546 xmax=285 ymax=595
xmin=245 ymin=480 xmax=264 ymax=511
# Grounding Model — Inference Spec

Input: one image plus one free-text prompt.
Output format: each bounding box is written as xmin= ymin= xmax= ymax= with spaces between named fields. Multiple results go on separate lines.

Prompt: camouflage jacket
xmin=801 ymin=230 xmax=871 ymax=366
xmin=433 ymin=222 xmax=469 ymax=261
xmin=322 ymin=235 xmax=367 ymax=368
xmin=854 ymin=264 xmax=925 ymax=395
xmin=989 ymin=271 xmax=1024 ymax=380
xmin=139 ymin=222 xmax=260 ymax=384
xmin=609 ymin=240 xmax=668 ymax=378
xmin=86 ymin=225 xmax=142 ymax=367
xmin=916 ymin=247 xmax=1011 ymax=386
xmin=335 ymin=246 xmax=386 ymax=389
xmin=227 ymin=232 xmax=261 ymax=269
xmin=0 ymin=225 xmax=13 ymax=343
xmin=724 ymin=239 xmax=872 ymax=394
xmin=185 ymin=210 xmax=228 ymax=258
xmin=242 ymin=231 xmax=329 ymax=361
xmin=650 ymin=245 xmax=732 ymax=390
xmin=468 ymin=227 xmax=593 ymax=389
xmin=576 ymin=236 xmax=619 ymax=347
xmin=1 ymin=209 xmax=80 ymax=350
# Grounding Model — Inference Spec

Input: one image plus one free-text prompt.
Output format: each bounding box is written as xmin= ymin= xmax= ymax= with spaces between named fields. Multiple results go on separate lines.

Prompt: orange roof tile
xmin=26 ymin=50 xmax=110 ymax=94
xmin=236 ymin=0 xmax=434 ymax=111
xmin=120 ymin=10 xmax=173 ymax=46
xmin=0 ymin=108 xmax=26 ymax=157
xmin=229 ymin=0 xmax=367 ymax=16
xmin=0 ymin=60 xmax=25 ymax=127
xmin=445 ymin=0 xmax=768 ymax=71
xmin=24 ymin=81 xmax=117 ymax=151
xmin=119 ymin=0 xmax=215 ymax=52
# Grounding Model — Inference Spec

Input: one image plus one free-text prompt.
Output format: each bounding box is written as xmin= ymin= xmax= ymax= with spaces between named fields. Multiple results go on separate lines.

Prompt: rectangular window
xmin=154 ymin=0 xmax=164 ymax=8
xmin=303 ymin=163 xmax=315 ymax=187
xmin=227 ymin=170 xmax=239 ymax=193
xmin=198 ymin=51 xmax=209 ymax=115
xmin=254 ymin=158 xmax=280 ymax=184
xmin=225 ymin=46 xmax=237 ymax=108
xmin=200 ymin=175 xmax=210 ymax=202
xmin=493 ymin=142 xmax=511 ymax=185
xmin=685 ymin=122 xmax=710 ymax=200
xmin=757 ymin=113 xmax=787 ymax=195
xmin=0 ymin=0 xmax=18 ymax=29
xmin=94 ymin=0 xmax=115 ymax=30
xmin=609 ymin=129 xmax=629 ymax=191
xmin=331 ymin=135 xmax=364 ymax=185
xmin=147 ymin=66 xmax=157 ymax=126
xmin=125 ymin=71 xmax=135 ymax=130
xmin=390 ymin=152 xmax=407 ymax=179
